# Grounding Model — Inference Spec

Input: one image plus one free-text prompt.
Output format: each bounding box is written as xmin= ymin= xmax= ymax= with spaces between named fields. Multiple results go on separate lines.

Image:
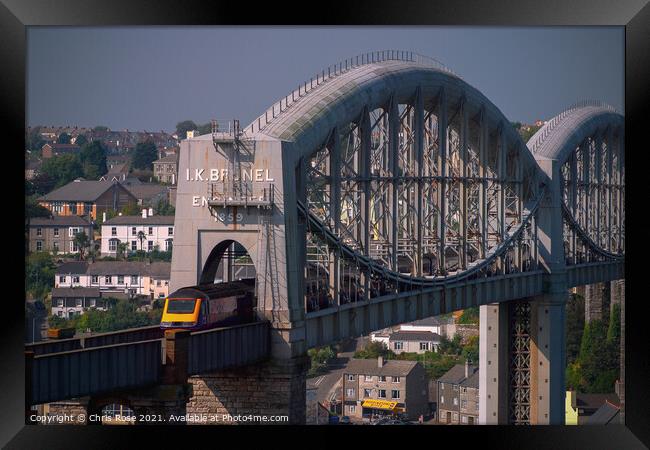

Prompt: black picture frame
xmin=3 ymin=0 xmax=648 ymax=447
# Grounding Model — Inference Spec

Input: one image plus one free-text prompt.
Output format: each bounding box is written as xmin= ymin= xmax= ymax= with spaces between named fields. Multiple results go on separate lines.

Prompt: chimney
xmin=142 ymin=209 xmax=148 ymax=219
xmin=465 ymin=359 xmax=469 ymax=378
xmin=377 ymin=356 xmax=384 ymax=368
xmin=148 ymin=207 xmax=154 ymax=217
xmin=102 ymin=211 xmax=106 ymax=223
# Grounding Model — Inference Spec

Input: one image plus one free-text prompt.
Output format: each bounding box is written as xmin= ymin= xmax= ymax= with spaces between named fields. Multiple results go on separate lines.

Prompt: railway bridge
xmin=27 ymin=51 xmax=624 ymax=425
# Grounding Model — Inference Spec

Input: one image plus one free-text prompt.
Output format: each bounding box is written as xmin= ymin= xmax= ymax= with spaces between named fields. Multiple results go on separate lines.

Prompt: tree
xmin=79 ymin=140 xmax=108 ymax=179
xmin=26 ymin=252 xmax=56 ymax=299
xmin=26 ymin=196 xmax=51 ymax=219
xmin=457 ymin=307 xmax=479 ymax=325
xmin=132 ymin=141 xmax=158 ymax=170
xmin=197 ymin=122 xmax=212 ymax=135
xmin=73 ymin=232 xmax=90 ymax=260
xmin=74 ymin=134 xmax=88 ymax=146
xmin=120 ymin=202 xmax=142 ymax=216
xmin=57 ymin=132 xmax=71 ymax=144
xmin=93 ymin=125 xmax=109 ymax=132
xmin=566 ymin=293 xmax=586 ymax=365
xmin=154 ymin=198 xmax=175 ymax=215
xmin=354 ymin=341 xmax=395 ymax=360
xmin=117 ymin=242 xmax=129 ymax=261
xmin=41 ymin=154 xmax=84 ymax=187
xmin=175 ymin=120 xmax=198 ymax=139
xmin=460 ymin=335 xmax=479 ymax=364
xmin=26 ymin=126 xmax=45 ymax=153
xmin=137 ymin=230 xmax=147 ymax=251
xmin=30 ymin=173 xmax=56 ymax=196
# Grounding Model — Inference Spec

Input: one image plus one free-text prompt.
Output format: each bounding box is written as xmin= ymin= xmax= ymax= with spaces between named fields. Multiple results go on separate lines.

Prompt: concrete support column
xmin=584 ymin=282 xmax=607 ymax=324
xmin=479 ymin=303 xmax=508 ymax=424
xmin=529 ymin=293 xmax=567 ymax=425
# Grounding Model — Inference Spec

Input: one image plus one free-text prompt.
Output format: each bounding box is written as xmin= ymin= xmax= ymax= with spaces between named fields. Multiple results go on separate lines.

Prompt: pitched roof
xmin=345 ymin=358 xmax=421 ymax=377
xmin=103 ymin=215 xmax=175 ymax=225
xmin=54 ymin=261 xmax=171 ymax=278
xmin=460 ymin=370 xmax=479 ymax=389
xmin=56 ymin=261 xmax=89 ymax=274
xmin=437 ymin=364 xmax=479 ymax=385
xmin=587 ymin=401 xmax=620 ymax=425
xmin=123 ymin=183 xmax=168 ymax=201
xmin=153 ymin=154 xmax=178 ymax=164
xmin=51 ymin=287 xmax=101 ymax=298
xmin=405 ymin=316 xmax=450 ymax=327
xmin=576 ymin=393 xmax=620 ymax=410
xmin=38 ymin=180 xmax=134 ymax=202
xmin=30 ymin=216 xmax=92 ymax=227
xmin=389 ymin=330 xmax=442 ymax=342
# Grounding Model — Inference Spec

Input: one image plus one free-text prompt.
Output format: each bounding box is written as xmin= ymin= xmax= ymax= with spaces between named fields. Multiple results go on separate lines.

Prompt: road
xmin=307 ymin=336 xmax=368 ymax=403
xmin=25 ymin=301 xmax=48 ymax=343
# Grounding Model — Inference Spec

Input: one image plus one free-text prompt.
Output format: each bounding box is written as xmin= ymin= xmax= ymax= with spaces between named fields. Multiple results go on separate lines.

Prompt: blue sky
xmin=27 ymin=26 xmax=624 ymax=132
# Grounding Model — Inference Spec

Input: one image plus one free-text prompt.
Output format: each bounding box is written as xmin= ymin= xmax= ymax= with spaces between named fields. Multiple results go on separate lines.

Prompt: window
xmin=441 ymin=395 xmax=444 ymax=404
xmin=131 ymin=227 xmax=137 ymax=236
xmin=59 ymin=275 xmax=66 ymax=283
xmin=165 ymin=239 xmax=173 ymax=251
xmin=131 ymin=275 xmax=138 ymax=284
xmin=393 ymin=341 xmax=403 ymax=350
xmin=105 ymin=276 xmax=112 ymax=284
xmin=53 ymin=241 xmax=59 ymax=252
xmin=453 ymin=385 xmax=459 ymax=392
xmin=453 ymin=398 xmax=458 ymax=406
xmin=109 ymin=239 xmax=118 ymax=252
xmin=420 ymin=342 xmax=429 ymax=351
xmin=378 ymin=390 xmax=386 ymax=398
xmin=36 ymin=227 xmax=42 ymax=237
xmin=168 ymin=227 xmax=174 ymax=236
xmin=349 ymin=405 xmax=356 ymax=413
xmin=69 ymin=227 xmax=80 ymax=237
xmin=90 ymin=299 xmax=96 ymax=307
xmin=453 ymin=413 xmax=459 ymax=421
xmin=461 ymin=400 xmax=467 ymax=409
xmin=364 ymin=389 xmax=372 ymax=397
xmin=72 ymin=276 xmax=79 ymax=283
xmin=346 ymin=388 xmax=355 ymax=397
xmin=75 ymin=298 xmax=82 ymax=307
xmin=476 ymin=402 xmax=480 ymax=411
xmin=462 ymin=387 xmax=467 ymax=393
xmin=461 ymin=415 xmax=468 ymax=424
xmin=91 ymin=275 xmax=99 ymax=284
xmin=392 ymin=376 xmax=400 ymax=383
xmin=111 ymin=227 xmax=117 ymax=236
xmin=53 ymin=228 xmax=59 ymax=237
xmin=148 ymin=227 xmax=153 ymax=235
xmin=58 ymin=311 xmax=63 ymax=317
xmin=117 ymin=276 xmax=124 ymax=285
xmin=378 ymin=376 xmax=386 ymax=382
xmin=364 ymin=375 xmax=373 ymax=382
xmin=57 ymin=299 xmax=63 ymax=307
xmin=346 ymin=374 xmax=355 ymax=381
xmin=131 ymin=241 xmax=137 ymax=251
xmin=70 ymin=241 xmax=78 ymax=252
xmin=391 ymin=390 xmax=400 ymax=399
xmin=36 ymin=241 xmax=42 ymax=251
xmin=148 ymin=241 xmax=153 ymax=252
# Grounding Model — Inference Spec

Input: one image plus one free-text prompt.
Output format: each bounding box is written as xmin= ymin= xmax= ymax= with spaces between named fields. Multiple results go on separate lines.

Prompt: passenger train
xmin=160 ymin=279 xmax=256 ymax=330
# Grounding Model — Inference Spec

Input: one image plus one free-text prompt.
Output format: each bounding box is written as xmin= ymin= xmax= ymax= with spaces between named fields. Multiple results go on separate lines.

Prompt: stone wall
xmin=186 ymin=355 xmax=310 ymax=425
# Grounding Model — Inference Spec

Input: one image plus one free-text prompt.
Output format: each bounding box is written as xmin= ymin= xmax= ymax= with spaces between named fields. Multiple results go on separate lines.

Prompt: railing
xmin=245 ymin=50 xmax=459 ymax=137
xmin=529 ymin=100 xmax=619 ymax=153
xmin=208 ymin=182 xmax=275 ymax=209
xmin=25 ymin=325 xmax=164 ymax=356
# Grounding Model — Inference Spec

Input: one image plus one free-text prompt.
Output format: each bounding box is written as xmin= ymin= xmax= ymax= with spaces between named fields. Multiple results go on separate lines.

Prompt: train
xmin=160 ymin=279 xmax=256 ymax=331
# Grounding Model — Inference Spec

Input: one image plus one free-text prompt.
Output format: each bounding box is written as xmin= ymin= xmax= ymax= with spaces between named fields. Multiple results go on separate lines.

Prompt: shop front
xmin=361 ymin=399 xmax=405 ymax=421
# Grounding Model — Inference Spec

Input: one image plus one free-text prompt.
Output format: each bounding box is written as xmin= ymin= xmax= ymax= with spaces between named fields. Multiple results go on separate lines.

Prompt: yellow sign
xmin=361 ymin=399 xmax=398 ymax=411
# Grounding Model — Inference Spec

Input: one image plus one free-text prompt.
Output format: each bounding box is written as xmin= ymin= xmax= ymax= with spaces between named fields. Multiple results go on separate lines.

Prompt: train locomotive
xmin=160 ymin=279 xmax=256 ymax=331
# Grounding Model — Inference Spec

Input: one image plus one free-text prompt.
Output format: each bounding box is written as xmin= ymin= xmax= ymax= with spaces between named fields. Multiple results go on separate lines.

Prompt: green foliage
xmin=175 ymin=120 xmax=198 ymax=138
xmin=73 ymin=232 xmax=90 ymax=260
xmin=74 ymin=135 xmax=88 ymax=146
xmin=51 ymin=298 xmax=162 ymax=333
xmin=41 ymin=154 xmax=84 ymax=188
xmin=196 ymin=122 xmax=212 ymax=135
xmin=511 ymin=121 xmax=522 ymax=130
xmin=566 ymin=293 xmax=586 ymax=365
xmin=438 ymin=334 xmax=463 ymax=356
xmin=26 ymin=126 xmax=45 ymax=152
xmin=26 ymin=195 xmax=52 ymax=219
xmin=354 ymin=341 xmax=395 ymax=360
xmin=308 ymin=345 xmax=336 ymax=376
xmin=570 ymin=316 xmax=620 ymax=393
xmin=460 ymin=335 xmax=479 ymax=364
xmin=132 ymin=141 xmax=158 ymax=170
xmin=120 ymin=202 xmax=142 ymax=216
xmin=93 ymin=126 xmax=109 ymax=132
xmin=79 ymin=141 xmax=108 ymax=179
xmin=26 ymin=252 xmax=56 ymax=299
xmin=29 ymin=173 xmax=57 ymax=196
xmin=57 ymin=132 xmax=71 ymax=144
xmin=519 ymin=125 xmax=541 ymax=143
xmin=457 ymin=307 xmax=479 ymax=325
xmin=154 ymin=198 xmax=175 ymax=215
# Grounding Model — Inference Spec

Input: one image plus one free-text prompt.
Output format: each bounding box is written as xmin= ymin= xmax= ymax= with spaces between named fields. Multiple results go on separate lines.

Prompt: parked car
xmin=328 ymin=415 xmax=340 ymax=425
xmin=340 ymin=416 xmax=351 ymax=424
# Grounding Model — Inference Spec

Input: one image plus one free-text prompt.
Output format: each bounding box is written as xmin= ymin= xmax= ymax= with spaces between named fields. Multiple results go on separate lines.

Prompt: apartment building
xmin=50 ymin=287 xmax=106 ymax=319
xmin=28 ymin=215 xmax=93 ymax=254
xmin=388 ymin=330 xmax=442 ymax=354
xmin=100 ymin=211 xmax=174 ymax=255
xmin=437 ymin=361 xmax=480 ymax=425
xmin=342 ymin=357 xmax=429 ymax=421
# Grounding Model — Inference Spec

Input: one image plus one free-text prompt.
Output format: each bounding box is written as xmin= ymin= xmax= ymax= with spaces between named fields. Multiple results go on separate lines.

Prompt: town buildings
xmin=153 ymin=154 xmax=179 ymax=184
xmin=342 ymin=357 xmax=429 ymax=421
xmin=50 ymin=287 xmax=106 ymax=318
xmin=28 ymin=215 xmax=94 ymax=254
xmin=437 ymin=361 xmax=480 ymax=424
xmin=100 ymin=212 xmax=174 ymax=255
xmin=54 ymin=260 xmax=171 ymax=301
xmin=38 ymin=179 xmax=137 ymax=220
xmin=388 ymin=330 xmax=442 ymax=354
xmin=41 ymin=143 xmax=81 ymax=159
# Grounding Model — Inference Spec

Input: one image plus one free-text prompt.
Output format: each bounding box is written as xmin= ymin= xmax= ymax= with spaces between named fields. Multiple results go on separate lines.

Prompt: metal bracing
xmin=508 ymin=300 xmax=531 ymax=425
xmin=300 ymin=85 xmax=541 ymax=312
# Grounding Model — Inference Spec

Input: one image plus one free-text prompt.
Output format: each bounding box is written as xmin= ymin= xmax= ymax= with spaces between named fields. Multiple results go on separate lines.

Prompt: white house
xmin=55 ymin=260 xmax=171 ymax=300
xmin=399 ymin=316 xmax=450 ymax=336
xmin=100 ymin=210 xmax=174 ymax=256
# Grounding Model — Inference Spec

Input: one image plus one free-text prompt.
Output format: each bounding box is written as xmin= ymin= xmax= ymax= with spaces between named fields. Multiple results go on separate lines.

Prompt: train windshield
xmin=166 ymin=298 xmax=197 ymax=314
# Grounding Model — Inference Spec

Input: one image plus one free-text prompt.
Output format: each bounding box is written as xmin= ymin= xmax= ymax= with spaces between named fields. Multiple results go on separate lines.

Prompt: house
xmin=99 ymin=163 xmax=129 ymax=182
xmin=101 ymin=211 xmax=174 ymax=255
xmin=123 ymin=183 xmax=169 ymax=208
xmin=38 ymin=179 xmax=138 ymax=220
xmin=51 ymin=287 xmax=106 ymax=319
xmin=106 ymin=154 xmax=131 ymax=170
xmin=152 ymin=154 xmax=178 ymax=184
xmin=26 ymin=159 xmax=42 ymax=180
xmin=41 ymin=143 xmax=81 ymax=159
xmin=341 ymin=357 xmax=429 ymax=421
xmin=54 ymin=260 xmax=171 ymax=301
xmin=574 ymin=393 xmax=620 ymax=424
xmin=587 ymin=400 xmax=621 ymax=425
xmin=28 ymin=216 xmax=93 ymax=254
xmin=399 ymin=316 xmax=450 ymax=336
xmin=388 ymin=330 xmax=442 ymax=354
xmin=437 ymin=361 xmax=480 ymax=424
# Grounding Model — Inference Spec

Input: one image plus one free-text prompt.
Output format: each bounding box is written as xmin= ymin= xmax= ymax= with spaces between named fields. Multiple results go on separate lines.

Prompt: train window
xmin=166 ymin=299 xmax=197 ymax=313
xmin=200 ymin=301 xmax=208 ymax=321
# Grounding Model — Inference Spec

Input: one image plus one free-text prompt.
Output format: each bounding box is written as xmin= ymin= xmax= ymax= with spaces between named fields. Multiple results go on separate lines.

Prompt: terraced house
xmin=28 ymin=215 xmax=93 ymax=254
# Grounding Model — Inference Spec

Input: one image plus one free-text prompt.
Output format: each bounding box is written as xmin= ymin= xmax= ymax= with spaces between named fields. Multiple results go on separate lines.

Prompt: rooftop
xmin=389 ymin=330 xmax=442 ymax=342
xmin=51 ymin=287 xmax=101 ymax=298
xmin=403 ymin=316 xmax=450 ymax=327
xmin=55 ymin=261 xmax=171 ymax=278
xmin=437 ymin=363 xmax=479 ymax=385
xmin=103 ymin=215 xmax=175 ymax=226
xmin=345 ymin=358 xmax=420 ymax=377
xmin=29 ymin=216 xmax=91 ymax=227
xmin=124 ymin=183 xmax=168 ymax=201
xmin=587 ymin=401 xmax=620 ymax=425
xmin=153 ymin=154 xmax=179 ymax=164
xmin=38 ymin=180 xmax=134 ymax=202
